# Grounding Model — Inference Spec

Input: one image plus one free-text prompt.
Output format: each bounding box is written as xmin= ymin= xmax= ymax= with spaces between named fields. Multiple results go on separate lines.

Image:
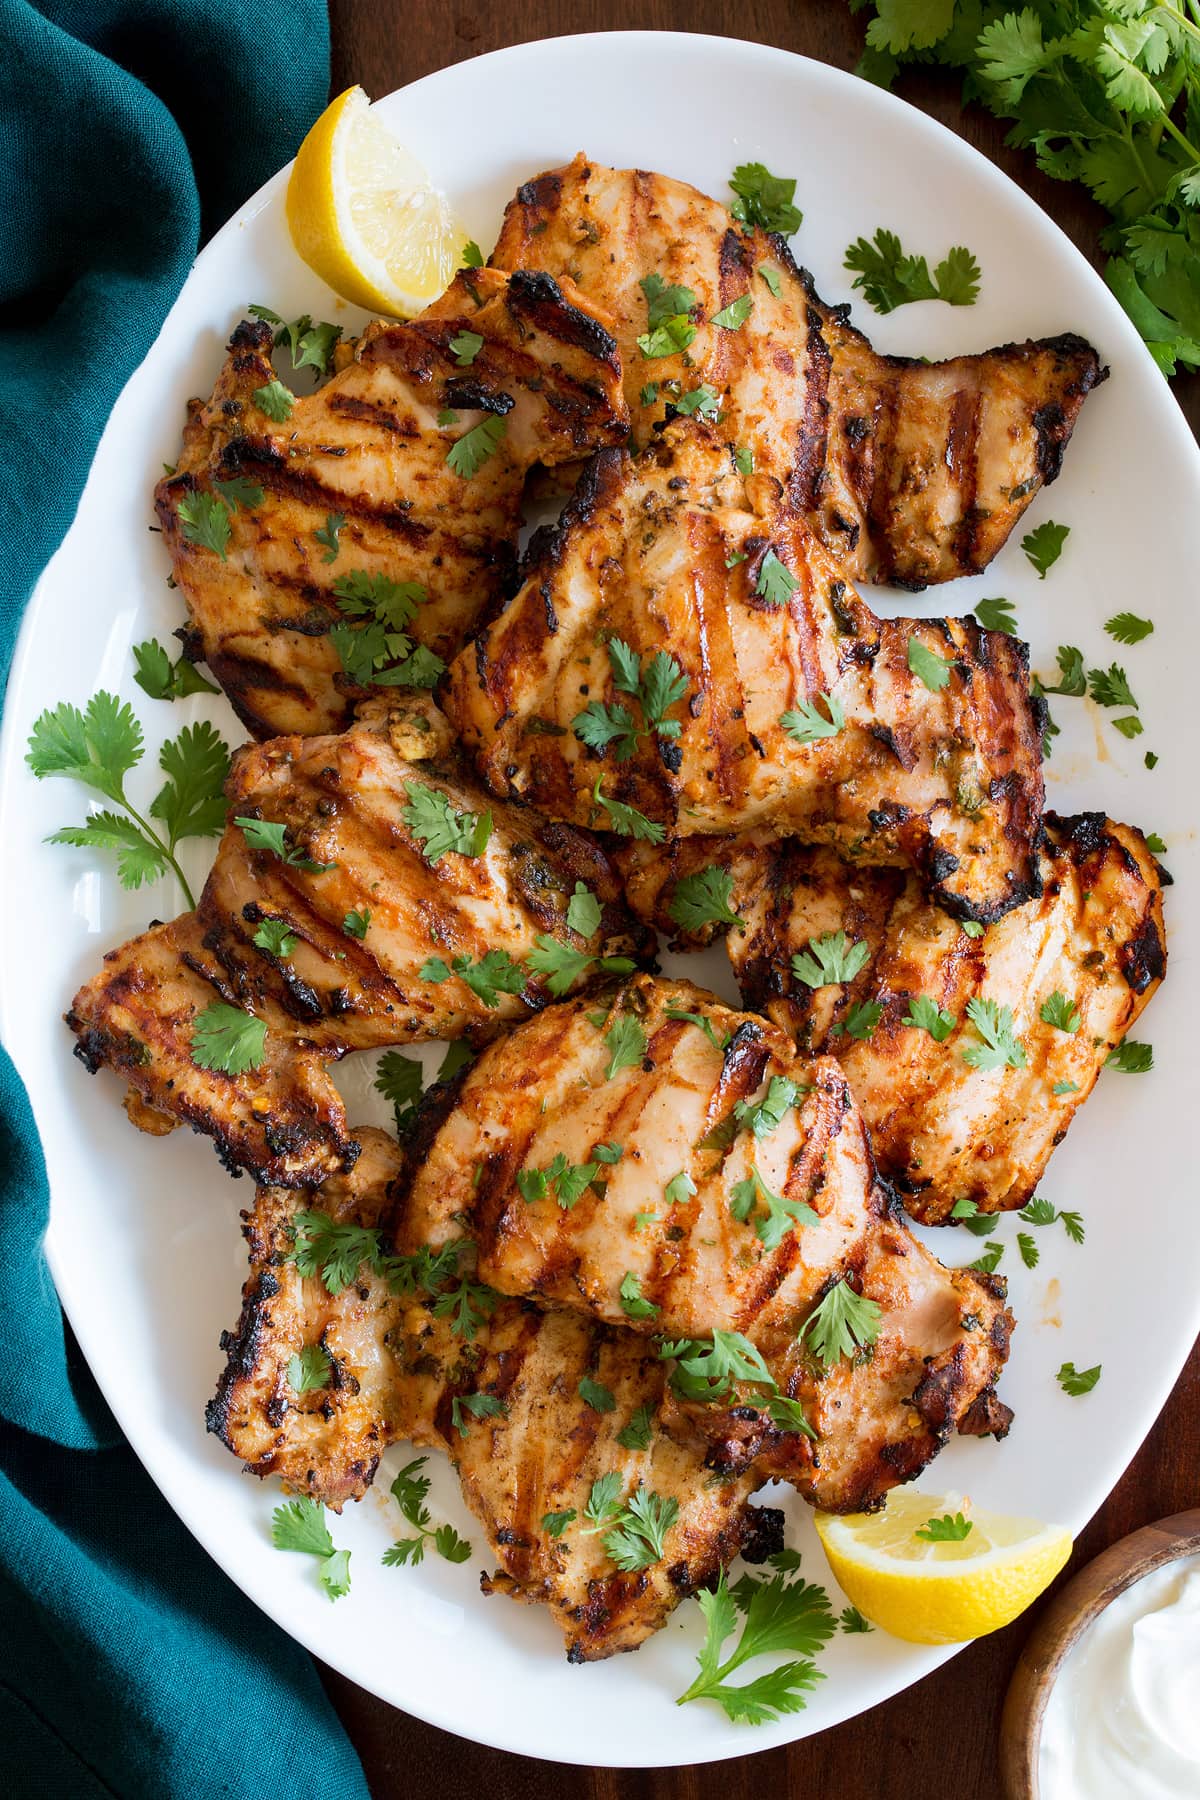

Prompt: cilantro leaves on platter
xmin=1106 ymin=1038 xmax=1153 ymax=1073
xmin=676 ymin=1569 xmax=836 ymax=1724
xmin=668 ymin=865 xmax=742 ymax=934
xmin=402 ymin=782 xmax=492 ymax=863
xmin=329 ymin=570 xmax=445 ymax=690
xmin=1105 ymin=612 xmax=1153 ymax=645
xmin=191 ymin=1003 xmax=267 ymax=1076
xmin=791 ymin=930 xmax=869 ymax=990
xmin=235 ymin=815 xmax=336 ymax=874
xmin=729 ymin=162 xmax=803 ymax=235
xmin=801 ymin=1280 xmax=882 ymax=1369
xmin=1058 ymin=1361 xmax=1102 ymax=1397
xmin=573 ymin=637 xmax=690 ymax=763
xmin=271 ymin=1498 xmax=351 ymax=1600
xmin=132 ymin=638 xmax=218 ymax=702
xmin=961 ymin=997 xmax=1027 ymax=1071
xmin=1021 ymin=520 xmax=1069 ymax=578
xmin=972 ymin=596 xmax=1018 ymax=636
xmin=637 ymin=272 xmax=699 ymax=358
xmin=27 ymin=694 xmax=230 ymax=910
xmin=420 ymin=948 xmax=526 ymax=1009
xmin=446 ymin=414 xmax=507 ymax=478
xmin=844 ymin=228 xmax=980 ymax=313
xmin=781 ymin=693 xmax=845 ymax=744
xmin=383 ymin=1458 xmax=472 ymax=1568
xmin=248 ymin=304 xmax=343 ymax=377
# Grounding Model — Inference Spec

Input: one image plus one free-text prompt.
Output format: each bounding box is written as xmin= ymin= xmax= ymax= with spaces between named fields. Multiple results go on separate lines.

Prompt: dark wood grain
xmin=319 ymin=4 xmax=1200 ymax=1794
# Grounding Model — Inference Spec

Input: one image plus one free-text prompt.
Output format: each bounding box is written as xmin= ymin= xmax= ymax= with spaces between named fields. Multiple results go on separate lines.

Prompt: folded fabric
xmin=0 ymin=3 xmax=371 ymax=1792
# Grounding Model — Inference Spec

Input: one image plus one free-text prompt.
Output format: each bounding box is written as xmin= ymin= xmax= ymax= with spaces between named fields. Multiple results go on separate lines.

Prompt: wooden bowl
xmin=1000 ymin=1507 xmax=1200 ymax=1799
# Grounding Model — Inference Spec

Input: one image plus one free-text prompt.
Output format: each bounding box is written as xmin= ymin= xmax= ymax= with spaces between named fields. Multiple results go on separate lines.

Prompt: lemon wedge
xmin=815 ymin=1490 xmax=1071 ymax=1644
xmin=286 ymin=86 xmax=465 ymax=316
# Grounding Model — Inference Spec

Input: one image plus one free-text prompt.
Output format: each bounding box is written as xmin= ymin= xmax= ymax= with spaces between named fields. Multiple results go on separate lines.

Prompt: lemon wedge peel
xmin=814 ymin=1490 xmax=1072 ymax=1645
xmin=286 ymin=87 xmax=464 ymax=317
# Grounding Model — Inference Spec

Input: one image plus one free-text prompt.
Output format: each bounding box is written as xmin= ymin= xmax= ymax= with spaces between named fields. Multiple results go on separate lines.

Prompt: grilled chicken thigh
xmin=444 ymin=428 xmax=1045 ymax=922
xmin=397 ymin=975 xmax=1013 ymax=1512
xmin=210 ymin=1128 xmax=783 ymax=1659
xmin=157 ymin=268 xmax=629 ymax=739
xmin=617 ymin=813 xmax=1167 ymax=1220
xmin=490 ymin=154 xmax=1103 ymax=587
xmin=67 ymin=708 xmax=651 ymax=1185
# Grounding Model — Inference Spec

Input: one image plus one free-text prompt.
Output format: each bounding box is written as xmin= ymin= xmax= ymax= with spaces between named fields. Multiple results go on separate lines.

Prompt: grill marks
xmin=210 ymin=1129 xmax=774 ymax=1659
xmin=156 ymin=269 xmax=629 ymax=740
xmin=655 ymin=815 xmax=1166 ymax=1220
xmin=398 ymin=974 xmax=1012 ymax=1511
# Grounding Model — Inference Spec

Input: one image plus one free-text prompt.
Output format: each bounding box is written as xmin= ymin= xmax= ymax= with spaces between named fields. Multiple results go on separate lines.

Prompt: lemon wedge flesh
xmin=286 ymin=86 xmax=464 ymax=316
xmin=815 ymin=1490 xmax=1071 ymax=1645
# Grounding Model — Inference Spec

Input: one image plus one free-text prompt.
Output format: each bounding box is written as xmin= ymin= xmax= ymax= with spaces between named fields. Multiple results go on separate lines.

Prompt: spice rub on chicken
xmin=615 ymin=813 xmax=1167 ymax=1221
xmin=396 ymin=975 xmax=1014 ymax=1513
xmin=66 ymin=707 xmax=652 ymax=1186
xmin=443 ymin=428 xmax=1046 ymax=923
xmin=156 ymin=268 xmax=629 ymax=740
xmin=209 ymin=1128 xmax=784 ymax=1660
xmin=489 ymin=154 xmax=1104 ymax=588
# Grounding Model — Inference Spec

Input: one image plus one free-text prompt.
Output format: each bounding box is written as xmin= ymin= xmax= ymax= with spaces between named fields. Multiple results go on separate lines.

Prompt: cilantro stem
xmin=117 ymin=787 xmax=197 ymax=909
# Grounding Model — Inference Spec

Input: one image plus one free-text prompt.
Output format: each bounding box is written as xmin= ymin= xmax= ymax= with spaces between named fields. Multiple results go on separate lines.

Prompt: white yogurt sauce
xmin=1039 ymin=1554 xmax=1200 ymax=1800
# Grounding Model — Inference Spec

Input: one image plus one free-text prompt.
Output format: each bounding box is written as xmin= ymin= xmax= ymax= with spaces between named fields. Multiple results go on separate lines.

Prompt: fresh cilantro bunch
xmin=852 ymin=0 xmax=1200 ymax=375
xmin=26 ymin=693 xmax=230 ymax=910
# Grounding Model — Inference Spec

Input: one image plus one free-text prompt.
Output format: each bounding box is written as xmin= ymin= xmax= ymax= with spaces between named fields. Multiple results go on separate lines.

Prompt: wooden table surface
xmin=320 ymin=5 xmax=1200 ymax=1794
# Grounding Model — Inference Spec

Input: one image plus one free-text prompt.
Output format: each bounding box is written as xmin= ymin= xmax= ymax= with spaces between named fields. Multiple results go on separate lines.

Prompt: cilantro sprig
xmin=271 ymin=1498 xmax=351 ymax=1600
xmin=383 ymin=1458 xmax=472 ymax=1568
xmin=677 ymin=1569 xmax=836 ymax=1724
xmin=668 ymin=865 xmax=742 ymax=934
xmin=845 ymin=228 xmax=980 ymax=313
xmin=402 ymin=782 xmax=492 ymax=863
xmin=132 ymin=638 xmax=218 ymax=702
xmin=27 ymin=695 xmax=230 ymax=910
xmin=573 ymin=638 xmax=689 ymax=763
xmin=637 ymin=272 xmax=699 ymax=358
xmin=791 ymin=930 xmax=869 ymax=990
xmin=729 ymin=162 xmax=803 ymax=235
xmin=801 ymin=1280 xmax=882 ymax=1368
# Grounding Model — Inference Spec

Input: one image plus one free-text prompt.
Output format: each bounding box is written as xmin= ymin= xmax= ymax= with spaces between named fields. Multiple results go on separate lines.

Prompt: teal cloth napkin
xmin=0 ymin=4 xmax=371 ymax=1793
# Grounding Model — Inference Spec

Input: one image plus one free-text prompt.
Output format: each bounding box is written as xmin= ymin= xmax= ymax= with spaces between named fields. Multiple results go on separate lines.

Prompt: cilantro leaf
xmin=235 ymin=816 xmax=335 ymax=874
xmin=190 ymin=1003 xmax=266 ymax=1076
xmin=836 ymin=1000 xmax=883 ymax=1042
xmin=845 ymin=227 xmax=979 ymax=312
xmin=619 ymin=1271 xmax=660 ymax=1320
xmin=574 ymin=638 xmax=689 ymax=764
xmin=664 ymin=1006 xmax=729 ymax=1054
xmin=801 ymin=1280 xmax=882 ymax=1368
xmin=711 ymin=294 xmax=754 ymax=331
xmin=906 ymin=996 xmax=957 ymax=1042
xmin=729 ymin=1164 xmax=819 ymax=1250
xmin=636 ymin=272 xmax=698 ymax=358
xmin=971 ymin=1241 xmax=1005 ymax=1274
xmin=591 ymin=780 xmax=666 ymax=842
xmin=402 ymin=782 xmax=492 ymax=863
xmin=1039 ymin=991 xmax=1080 ymax=1034
xmin=973 ymin=596 xmax=1018 ymax=636
xmin=604 ymin=1014 xmax=647 ymax=1080
xmin=1105 ymin=612 xmax=1153 ymax=645
xmin=314 ymin=512 xmax=345 ymax=563
xmin=1042 ymin=645 xmax=1086 ymax=698
xmin=1022 ymin=520 xmax=1069 ymax=578
xmin=759 ymin=262 xmax=783 ymax=296
xmin=616 ymin=1404 xmax=656 ymax=1452
xmin=781 ymin=693 xmax=844 ymax=744
xmin=578 ymin=1377 xmax=616 ymax=1414
xmin=343 ymin=907 xmax=371 ymax=940
xmin=916 ymin=1512 xmax=973 ymax=1543
xmin=421 ymin=949 xmax=525 ymax=1009
xmin=287 ymin=1343 xmax=332 ymax=1393
xmin=669 ymin=866 xmax=742 ymax=934
xmin=1058 ymin=1361 xmax=1102 ymax=1397
xmin=517 ymin=1153 xmax=602 ymax=1211
xmin=150 ymin=721 xmax=230 ymax=845
xmin=734 ymin=1075 xmax=799 ymax=1140
xmin=47 ymin=811 xmax=167 ymax=891
xmin=734 ymin=445 xmax=755 ymax=476
xmin=374 ymin=1049 xmax=424 ymax=1134
xmin=542 ymin=1509 xmax=576 ymax=1538
xmin=756 ymin=548 xmax=799 ymax=607
xmin=446 ymin=414 xmax=506 ymax=477
xmin=673 ymin=382 xmax=721 ymax=419
xmin=907 ymin=635 xmax=955 ymax=692
xmin=253 ymin=378 xmax=295 ymax=422
xmin=1017 ymin=1231 xmax=1040 ymax=1269
xmin=729 ymin=163 xmax=803 ymax=235
xmin=566 ymin=882 xmax=602 ymax=939
xmin=791 ymin=930 xmax=869 ymax=989
xmin=962 ymin=997 xmax=1027 ymax=1071
xmin=523 ymin=937 xmax=593 ymax=996
xmin=1088 ymin=664 xmax=1138 ymax=710
xmin=272 ymin=1498 xmax=350 ymax=1600
xmin=450 ymin=1391 xmax=504 ymax=1436
xmin=1106 ymin=1039 xmax=1153 ymax=1073
xmin=177 ymin=490 xmax=232 ymax=559
xmin=132 ymin=638 xmax=218 ymax=701
xmin=461 ymin=241 xmax=484 ymax=268
xmin=449 ymin=329 xmax=484 ymax=366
